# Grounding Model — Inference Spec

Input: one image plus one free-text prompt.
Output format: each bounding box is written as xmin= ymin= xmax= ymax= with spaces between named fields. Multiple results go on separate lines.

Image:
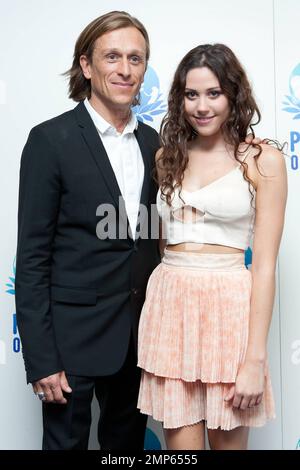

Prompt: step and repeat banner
xmin=0 ymin=0 xmax=299 ymax=450
xmin=274 ymin=0 xmax=300 ymax=450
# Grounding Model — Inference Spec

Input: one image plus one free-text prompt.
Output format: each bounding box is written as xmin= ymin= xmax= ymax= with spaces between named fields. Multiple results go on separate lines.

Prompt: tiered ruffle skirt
xmin=137 ymin=249 xmax=275 ymax=430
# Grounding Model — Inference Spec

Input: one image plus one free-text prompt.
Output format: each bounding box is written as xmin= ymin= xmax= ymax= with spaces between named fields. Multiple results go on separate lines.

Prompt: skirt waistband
xmin=162 ymin=248 xmax=245 ymax=271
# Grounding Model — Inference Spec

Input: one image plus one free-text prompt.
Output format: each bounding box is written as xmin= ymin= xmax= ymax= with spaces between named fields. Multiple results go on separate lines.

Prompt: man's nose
xmin=117 ymin=58 xmax=131 ymax=78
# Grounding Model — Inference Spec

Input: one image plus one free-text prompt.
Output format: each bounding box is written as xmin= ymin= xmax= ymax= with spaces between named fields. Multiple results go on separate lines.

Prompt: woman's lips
xmin=194 ymin=116 xmax=215 ymax=125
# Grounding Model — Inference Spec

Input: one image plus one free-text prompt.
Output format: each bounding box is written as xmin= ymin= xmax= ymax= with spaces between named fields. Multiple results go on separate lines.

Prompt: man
xmin=15 ymin=11 xmax=160 ymax=450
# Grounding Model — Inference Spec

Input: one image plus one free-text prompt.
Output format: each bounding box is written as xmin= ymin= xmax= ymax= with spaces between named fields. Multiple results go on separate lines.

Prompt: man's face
xmin=80 ymin=27 xmax=147 ymax=111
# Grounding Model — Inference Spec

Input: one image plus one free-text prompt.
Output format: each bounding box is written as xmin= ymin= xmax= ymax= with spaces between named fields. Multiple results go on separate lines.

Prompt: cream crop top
xmin=157 ymin=162 xmax=256 ymax=250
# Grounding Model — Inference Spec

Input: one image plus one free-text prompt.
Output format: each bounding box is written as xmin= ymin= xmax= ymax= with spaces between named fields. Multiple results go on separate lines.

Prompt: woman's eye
xmin=185 ymin=91 xmax=197 ymax=99
xmin=209 ymin=90 xmax=222 ymax=97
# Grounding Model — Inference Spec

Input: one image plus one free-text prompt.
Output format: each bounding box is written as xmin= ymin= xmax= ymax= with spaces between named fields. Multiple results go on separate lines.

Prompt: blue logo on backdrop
xmin=6 ymin=258 xmax=15 ymax=295
xmin=144 ymin=427 xmax=162 ymax=450
xmin=245 ymin=247 xmax=252 ymax=269
xmin=296 ymin=438 xmax=300 ymax=449
xmin=282 ymin=64 xmax=300 ymax=120
xmin=5 ymin=257 xmax=20 ymax=353
xmin=282 ymin=64 xmax=300 ymax=171
xmin=132 ymin=65 xmax=167 ymax=123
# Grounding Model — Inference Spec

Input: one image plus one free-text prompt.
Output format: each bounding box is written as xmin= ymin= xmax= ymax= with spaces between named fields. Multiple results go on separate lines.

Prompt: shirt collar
xmin=84 ymin=98 xmax=138 ymax=136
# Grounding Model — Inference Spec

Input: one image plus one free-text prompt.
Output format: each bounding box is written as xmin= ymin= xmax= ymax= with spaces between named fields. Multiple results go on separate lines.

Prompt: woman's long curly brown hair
xmin=158 ymin=43 xmax=262 ymax=206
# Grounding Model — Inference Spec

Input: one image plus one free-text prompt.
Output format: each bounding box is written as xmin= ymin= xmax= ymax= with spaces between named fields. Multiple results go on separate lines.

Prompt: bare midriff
xmin=166 ymin=242 xmax=244 ymax=254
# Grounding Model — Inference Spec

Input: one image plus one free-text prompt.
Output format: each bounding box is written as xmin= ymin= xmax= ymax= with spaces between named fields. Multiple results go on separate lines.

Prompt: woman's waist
xmin=166 ymin=242 xmax=244 ymax=255
xmin=163 ymin=245 xmax=246 ymax=271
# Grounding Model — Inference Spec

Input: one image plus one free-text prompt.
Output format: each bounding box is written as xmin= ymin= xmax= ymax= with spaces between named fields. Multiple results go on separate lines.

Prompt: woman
xmin=137 ymin=44 xmax=287 ymax=450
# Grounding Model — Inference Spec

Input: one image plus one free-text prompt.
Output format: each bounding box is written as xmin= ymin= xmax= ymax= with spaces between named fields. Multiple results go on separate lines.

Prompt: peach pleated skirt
xmin=137 ymin=249 xmax=275 ymax=430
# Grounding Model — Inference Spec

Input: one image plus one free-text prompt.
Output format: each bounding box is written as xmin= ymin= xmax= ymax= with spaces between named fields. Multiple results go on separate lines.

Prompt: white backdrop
xmin=0 ymin=0 xmax=299 ymax=450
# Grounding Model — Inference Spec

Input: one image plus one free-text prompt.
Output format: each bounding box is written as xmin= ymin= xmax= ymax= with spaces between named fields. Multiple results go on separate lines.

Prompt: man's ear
xmin=79 ymin=55 xmax=91 ymax=80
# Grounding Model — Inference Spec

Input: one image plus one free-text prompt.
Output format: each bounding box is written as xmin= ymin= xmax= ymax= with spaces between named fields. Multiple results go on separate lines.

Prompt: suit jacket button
xmin=131 ymin=288 xmax=139 ymax=295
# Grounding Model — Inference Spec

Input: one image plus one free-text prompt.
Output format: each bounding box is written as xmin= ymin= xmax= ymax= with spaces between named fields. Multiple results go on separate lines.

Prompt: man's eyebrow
xmin=100 ymin=48 xmax=145 ymax=56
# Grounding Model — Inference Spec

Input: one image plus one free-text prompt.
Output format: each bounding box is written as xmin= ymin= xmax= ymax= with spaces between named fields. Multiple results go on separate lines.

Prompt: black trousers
xmin=42 ymin=338 xmax=147 ymax=450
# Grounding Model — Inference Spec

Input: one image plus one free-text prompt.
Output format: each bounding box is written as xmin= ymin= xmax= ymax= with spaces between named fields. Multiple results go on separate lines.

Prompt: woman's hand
xmin=224 ymin=360 xmax=265 ymax=410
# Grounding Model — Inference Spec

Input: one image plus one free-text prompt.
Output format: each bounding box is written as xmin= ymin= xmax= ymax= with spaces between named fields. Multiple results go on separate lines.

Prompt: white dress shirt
xmin=84 ymin=98 xmax=144 ymax=239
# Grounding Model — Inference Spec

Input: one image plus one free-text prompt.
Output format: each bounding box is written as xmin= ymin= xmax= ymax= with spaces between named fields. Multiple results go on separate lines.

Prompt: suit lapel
xmin=74 ymin=101 xmax=122 ymax=208
xmin=134 ymin=125 xmax=151 ymax=239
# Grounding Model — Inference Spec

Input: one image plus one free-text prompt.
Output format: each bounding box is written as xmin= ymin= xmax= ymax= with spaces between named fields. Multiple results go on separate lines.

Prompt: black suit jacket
xmin=15 ymin=101 xmax=160 ymax=383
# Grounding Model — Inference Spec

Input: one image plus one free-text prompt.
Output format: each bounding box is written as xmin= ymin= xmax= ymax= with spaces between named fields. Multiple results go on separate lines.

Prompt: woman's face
xmin=184 ymin=66 xmax=230 ymax=138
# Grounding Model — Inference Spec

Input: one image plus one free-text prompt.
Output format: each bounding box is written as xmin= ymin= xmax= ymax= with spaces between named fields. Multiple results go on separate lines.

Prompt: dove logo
xmin=6 ymin=257 xmax=15 ymax=296
xmin=296 ymin=439 xmax=300 ymax=450
xmin=132 ymin=65 xmax=167 ymax=124
xmin=5 ymin=258 xmax=20 ymax=354
xmin=282 ymin=64 xmax=300 ymax=120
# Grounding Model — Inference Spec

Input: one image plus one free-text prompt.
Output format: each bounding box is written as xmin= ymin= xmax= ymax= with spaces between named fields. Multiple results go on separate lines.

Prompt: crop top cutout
xmin=156 ymin=155 xmax=256 ymax=250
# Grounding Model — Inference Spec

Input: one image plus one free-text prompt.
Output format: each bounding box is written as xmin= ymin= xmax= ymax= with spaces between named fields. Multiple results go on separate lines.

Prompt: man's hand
xmin=32 ymin=371 xmax=72 ymax=404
